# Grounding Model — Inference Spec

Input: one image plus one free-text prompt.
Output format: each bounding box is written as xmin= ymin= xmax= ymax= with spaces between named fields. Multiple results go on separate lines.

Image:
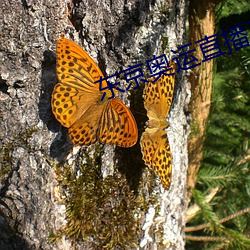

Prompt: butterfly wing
xmin=140 ymin=128 xmax=172 ymax=190
xmin=143 ymin=62 xmax=175 ymax=120
xmin=68 ymin=102 xmax=105 ymax=145
xmin=52 ymin=83 xmax=97 ymax=128
xmin=98 ymin=98 xmax=138 ymax=147
xmin=52 ymin=38 xmax=105 ymax=128
xmin=56 ymin=38 xmax=105 ymax=91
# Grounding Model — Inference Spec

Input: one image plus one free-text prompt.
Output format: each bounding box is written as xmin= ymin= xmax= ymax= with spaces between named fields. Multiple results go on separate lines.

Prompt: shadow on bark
xmin=0 ymin=208 xmax=32 ymax=250
xmin=39 ymin=50 xmax=73 ymax=161
xmin=116 ymin=86 xmax=147 ymax=191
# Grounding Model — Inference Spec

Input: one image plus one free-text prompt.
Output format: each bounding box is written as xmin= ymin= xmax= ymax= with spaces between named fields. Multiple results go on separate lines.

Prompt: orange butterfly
xmin=140 ymin=62 xmax=175 ymax=189
xmin=51 ymin=38 xmax=138 ymax=147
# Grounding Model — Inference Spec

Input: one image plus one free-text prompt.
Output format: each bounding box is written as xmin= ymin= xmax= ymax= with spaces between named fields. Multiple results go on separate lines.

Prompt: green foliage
xmin=192 ymin=189 xmax=225 ymax=233
xmin=216 ymin=0 xmax=250 ymax=17
xmin=187 ymin=2 xmax=250 ymax=249
xmin=187 ymin=66 xmax=250 ymax=248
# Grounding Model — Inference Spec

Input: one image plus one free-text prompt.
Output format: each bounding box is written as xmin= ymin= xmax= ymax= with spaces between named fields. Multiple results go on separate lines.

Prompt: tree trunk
xmin=187 ymin=0 xmax=220 ymax=204
xmin=0 ymin=0 xmax=189 ymax=249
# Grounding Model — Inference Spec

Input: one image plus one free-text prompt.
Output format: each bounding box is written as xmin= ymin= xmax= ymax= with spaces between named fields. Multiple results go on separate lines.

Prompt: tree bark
xmin=187 ymin=0 xmax=220 ymax=204
xmin=0 ymin=0 xmax=189 ymax=249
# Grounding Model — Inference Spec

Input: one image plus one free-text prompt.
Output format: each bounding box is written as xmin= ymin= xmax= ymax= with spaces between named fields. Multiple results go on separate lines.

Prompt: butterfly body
xmin=147 ymin=117 xmax=168 ymax=130
xmin=52 ymin=38 xmax=138 ymax=147
xmin=140 ymin=63 xmax=175 ymax=190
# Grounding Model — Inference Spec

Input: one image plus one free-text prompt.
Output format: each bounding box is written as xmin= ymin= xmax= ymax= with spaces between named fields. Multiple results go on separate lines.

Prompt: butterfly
xmin=140 ymin=62 xmax=175 ymax=189
xmin=51 ymin=38 xmax=138 ymax=147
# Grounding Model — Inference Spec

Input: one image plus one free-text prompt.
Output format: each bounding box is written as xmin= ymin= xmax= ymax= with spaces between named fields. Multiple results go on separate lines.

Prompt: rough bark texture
xmin=0 ymin=0 xmax=189 ymax=249
xmin=187 ymin=0 xmax=218 ymax=204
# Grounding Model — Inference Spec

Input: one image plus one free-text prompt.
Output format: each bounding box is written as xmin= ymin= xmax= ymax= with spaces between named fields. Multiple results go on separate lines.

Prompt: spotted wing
xmin=56 ymin=38 xmax=105 ymax=91
xmin=52 ymin=38 xmax=105 ymax=128
xmin=98 ymin=98 xmax=138 ymax=147
xmin=140 ymin=128 xmax=172 ymax=189
xmin=67 ymin=102 xmax=105 ymax=145
xmin=143 ymin=62 xmax=175 ymax=120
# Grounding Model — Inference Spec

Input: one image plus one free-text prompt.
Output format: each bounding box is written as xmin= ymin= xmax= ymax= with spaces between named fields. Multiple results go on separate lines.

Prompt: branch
xmin=186 ymin=187 xmax=219 ymax=222
xmin=185 ymin=235 xmax=227 ymax=242
xmin=185 ymin=206 xmax=250 ymax=232
xmin=236 ymin=149 xmax=250 ymax=168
